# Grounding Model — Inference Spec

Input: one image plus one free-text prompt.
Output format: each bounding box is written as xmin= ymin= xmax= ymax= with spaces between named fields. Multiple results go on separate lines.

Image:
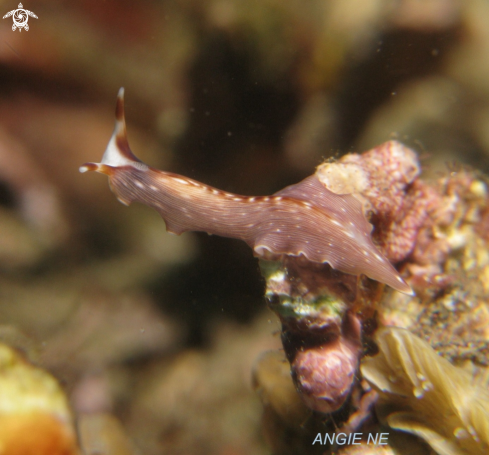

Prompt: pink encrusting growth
xmin=317 ymin=141 xmax=438 ymax=264
xmin=80 ymin=88 xmax=412 ymax=295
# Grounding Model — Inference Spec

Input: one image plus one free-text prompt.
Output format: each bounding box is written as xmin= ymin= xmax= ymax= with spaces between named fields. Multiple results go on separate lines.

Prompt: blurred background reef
xmin=0 ymin=0 xmax=488 ymax=453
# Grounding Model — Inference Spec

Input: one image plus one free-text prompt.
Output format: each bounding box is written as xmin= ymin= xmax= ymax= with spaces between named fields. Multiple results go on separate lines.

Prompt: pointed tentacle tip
xmin=116 ymin=87 xmax=125 ymax=121
xmin=79 ymin=163 xmax=97 ymax=173
xmin=79 ymin=162 xmax=112 ymax=175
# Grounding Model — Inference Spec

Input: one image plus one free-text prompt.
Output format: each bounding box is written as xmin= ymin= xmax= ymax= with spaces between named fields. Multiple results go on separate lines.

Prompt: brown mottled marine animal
xmin=80 ymin=89 xmax=412 ymax=295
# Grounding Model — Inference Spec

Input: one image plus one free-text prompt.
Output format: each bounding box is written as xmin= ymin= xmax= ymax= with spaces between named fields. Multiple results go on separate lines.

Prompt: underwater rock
xmin=258 ymin=140 xmax=489 ymax=449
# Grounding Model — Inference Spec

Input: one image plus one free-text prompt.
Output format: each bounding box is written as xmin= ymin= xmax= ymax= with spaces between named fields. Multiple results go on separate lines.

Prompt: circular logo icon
xmin=13 ymin=8 xmax=28 ymax=30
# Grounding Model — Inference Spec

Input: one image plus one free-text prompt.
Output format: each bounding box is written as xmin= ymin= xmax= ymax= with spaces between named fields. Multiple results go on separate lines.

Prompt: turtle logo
xmin=3 ymin=3 xmax=38 ymax=32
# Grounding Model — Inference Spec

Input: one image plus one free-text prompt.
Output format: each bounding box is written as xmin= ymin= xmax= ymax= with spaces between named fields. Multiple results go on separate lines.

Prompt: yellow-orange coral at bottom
xmin=0 ymin=412 xmax=79 ymax=455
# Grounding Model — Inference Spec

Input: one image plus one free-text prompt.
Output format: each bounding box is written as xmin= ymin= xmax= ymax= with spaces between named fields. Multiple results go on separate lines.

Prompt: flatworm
xmin=80 ymin=88 xmax=412 ymax=295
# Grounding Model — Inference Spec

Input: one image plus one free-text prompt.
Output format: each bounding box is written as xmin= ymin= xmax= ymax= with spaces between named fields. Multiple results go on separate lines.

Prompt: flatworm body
xmin=80 ymin=88 xmax=412 ymax=295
